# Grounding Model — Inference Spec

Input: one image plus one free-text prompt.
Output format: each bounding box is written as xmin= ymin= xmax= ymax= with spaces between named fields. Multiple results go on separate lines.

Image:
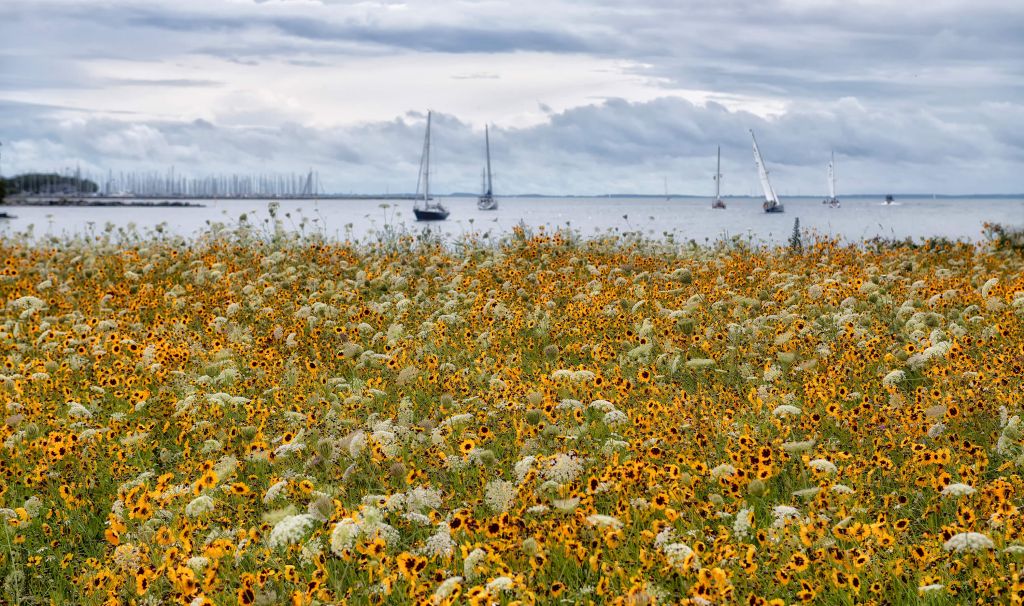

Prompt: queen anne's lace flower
xmin=585 ymin=514 xmax=623 ymax=530
xmin=484 ymin=479 xmax=516 ymax=513
xmin=943 ymin=532 xmax=995 ymax=553
xmin=772 ymin=404 xmax=801 ymax=417
xmin=185 ymin=495 xmax=215 ymax=517
xmin=807 ymin=458 xmax=837 ymax=474
xmin=268 ymin=514 xmax=317 ymax=549
xmin=542 ymin=453 xmax=582 ymax=484
xmin=941 ymin=483 xmax=976 ymax=497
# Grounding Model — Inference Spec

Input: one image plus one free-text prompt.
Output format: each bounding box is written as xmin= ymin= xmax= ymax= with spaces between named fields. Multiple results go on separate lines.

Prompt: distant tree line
xmin=2 ymin=173 xmax=100 ymax=197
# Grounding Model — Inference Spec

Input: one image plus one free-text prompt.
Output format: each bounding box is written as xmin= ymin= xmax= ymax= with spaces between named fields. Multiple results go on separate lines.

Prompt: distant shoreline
xmin=3 ymin=197 xmax=205 ymax=208
xmin=3 ymin=194 xmax=1020 ymax=205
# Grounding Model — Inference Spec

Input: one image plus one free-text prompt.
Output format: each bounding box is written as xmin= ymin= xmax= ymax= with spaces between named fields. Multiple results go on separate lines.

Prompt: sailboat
xmin=413 ymin=111 xmax=450 ymax=221
xmin=750 ymin=130 xmax=784 ymax=213
xmin=823 ymin=151 xmax=839 ymax=207
xmin=478 ymin=125 xmax=497 ymax=211
xmin=711 ymin=146 xmax=726 ymax=209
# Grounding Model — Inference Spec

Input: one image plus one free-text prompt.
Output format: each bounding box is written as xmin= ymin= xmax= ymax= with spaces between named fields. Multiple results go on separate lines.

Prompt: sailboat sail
xmin=750 ymin=130 xmax=778 ymax=206
xmin=415 ymin=112 xmax=432 ymax=206
xmin=478 ymin=124 xmax=498 ymax=210
xmin=711 ymin=146 xmax=726 ymax=208
xmin=750 ymin=130 xmax=784 ymax=212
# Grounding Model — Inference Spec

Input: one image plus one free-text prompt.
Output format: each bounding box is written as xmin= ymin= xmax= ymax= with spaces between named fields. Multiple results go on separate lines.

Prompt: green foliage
xmin=788 ymin=217 xmax=803 ymax=253
xmin=3 ymin=172 xmax=99 ymax=195
xmin=983 ymin=222 xmax=1024 ymax=251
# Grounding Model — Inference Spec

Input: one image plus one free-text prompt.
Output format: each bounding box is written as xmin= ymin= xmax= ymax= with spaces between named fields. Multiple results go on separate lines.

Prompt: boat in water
xmin=413 ymin=111 xmax=450 ymax=222
xmin=711 ymin=146 xmax=726 ymax=209
xmin=885 ymin=194 xmax=895 ymax=205
xmin=0 ymin=211 xmax=15 ymax=219
xmin=477 ymin=125 xmax=497 ymax=211
xmin=823 ymin=151 xmax=839 ymax=207
xmin=750 ymin=130 xmax=784 ymax=213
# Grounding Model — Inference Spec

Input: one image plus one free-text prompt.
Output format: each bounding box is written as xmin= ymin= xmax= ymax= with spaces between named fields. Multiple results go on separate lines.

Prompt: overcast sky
xmin=1 ymin=0 xmax=1022 ymax=195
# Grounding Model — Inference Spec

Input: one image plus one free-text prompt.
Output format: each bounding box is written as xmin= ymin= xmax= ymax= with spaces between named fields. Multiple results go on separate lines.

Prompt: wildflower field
xmin=2 ymin=224 xmax=1023 ymax=606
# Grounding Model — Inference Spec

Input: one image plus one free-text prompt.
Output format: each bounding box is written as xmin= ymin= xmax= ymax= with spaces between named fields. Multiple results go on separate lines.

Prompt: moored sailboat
xmin=750 ymin=130 xmax=784 ymax=213
xmin=711 ymin=146 xmax=726 ymax=209
xmin=478 ymin=125 xmax=497 ymax=211
xmin=413 ymin=111 xmax=450 ymax=221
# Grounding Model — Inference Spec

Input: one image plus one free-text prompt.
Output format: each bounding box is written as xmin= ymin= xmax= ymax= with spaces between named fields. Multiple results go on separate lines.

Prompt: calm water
xmin=2 ymin=196 xmax=1022 ymax=243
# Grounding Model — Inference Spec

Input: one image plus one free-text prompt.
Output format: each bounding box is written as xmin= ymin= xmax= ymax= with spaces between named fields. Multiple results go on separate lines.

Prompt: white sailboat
xmin=711 ymin=146 xmax=726 ymax=209
xmin=750 ymin=130 xmax=784 ymax=213
xmin=823 ymin=151 xmax=839 ymax=207
xmin=478 ymin=125 xmax=497 ymax=210
xmin=413 ymin=111 xmax=450 ymax=221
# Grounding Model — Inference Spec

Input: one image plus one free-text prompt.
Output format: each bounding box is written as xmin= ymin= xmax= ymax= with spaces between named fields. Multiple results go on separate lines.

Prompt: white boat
xmin=823 ymin=151 xmax=839 ymax=207
xmin=750 ymin=130 xmax=784 ymax=213
xmin=413 ymin=111 xmax=449 ymax=221
xmin=477 ymin=125 xmax=497 ymax=211
xmin=711 ymin=146 xmax=726 ymax=209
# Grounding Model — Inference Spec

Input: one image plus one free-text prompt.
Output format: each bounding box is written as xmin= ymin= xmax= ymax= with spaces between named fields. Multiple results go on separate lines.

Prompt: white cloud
xmin=0 ymin=0 xmax=1021 ymax=194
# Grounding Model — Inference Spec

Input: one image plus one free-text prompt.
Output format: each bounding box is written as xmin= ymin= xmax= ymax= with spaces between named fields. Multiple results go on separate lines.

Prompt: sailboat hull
xmin=763 ymin=202 xmax=785 ymax=213
xmin=712 ymin=199 xmax=726 ymax=209
xmin=414 ymin=207 xmax=450 ymax=221
xmin=477 ymin=195 xmax=497 ymax=211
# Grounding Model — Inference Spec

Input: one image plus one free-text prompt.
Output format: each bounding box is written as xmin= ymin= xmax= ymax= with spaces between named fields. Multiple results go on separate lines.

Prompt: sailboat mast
xmin=829 ymin=150 xmax=836 ymax=200
xmin=424 ymin=111 xmax=431 ymax=203
xmin=485 ymin=125 xmax=493 ymax=195
xmin=715 ymin=146 xmax=721 ymax=200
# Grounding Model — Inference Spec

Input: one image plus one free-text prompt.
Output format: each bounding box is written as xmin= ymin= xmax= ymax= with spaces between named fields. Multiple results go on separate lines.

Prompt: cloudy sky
xmin=1 ymin=0 xmax=1022 ymax=195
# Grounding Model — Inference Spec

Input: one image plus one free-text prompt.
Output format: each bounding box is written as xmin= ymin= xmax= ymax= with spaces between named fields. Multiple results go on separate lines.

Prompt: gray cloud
xmin=0 ymin=0 xmax=1021 ymax=194
xmin=3 ymin=96 xmax=1021 ymax=195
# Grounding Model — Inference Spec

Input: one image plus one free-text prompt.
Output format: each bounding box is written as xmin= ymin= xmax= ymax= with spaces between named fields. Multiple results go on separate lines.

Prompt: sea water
xmin=2 ymin=196 xmax=1021 ymax=244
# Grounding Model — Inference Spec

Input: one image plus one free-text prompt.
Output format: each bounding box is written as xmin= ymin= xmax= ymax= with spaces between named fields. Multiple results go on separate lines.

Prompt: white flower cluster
xmin=513 ymin=456 xmax=536 ymax=483
xmin=653 ymin=527 xmax=700 ymax=570
xmin=585 ymin=514 xmax=623 ymax=530
xmin=882 ymin=370 xmax=906 ymax=387
xmin=329 ymin=506 xmax=399 ymax=555
xmin=418 ymin=524 xmax=456 ymax=559
xmin=601 ymin=439 xmax=630 ymax=455
xmin=771 ymin=505 xmax=801 ymax=528
xmin=463 ymin=547 xmax=488 ymax=580
xmin=185 ymin=495 xmax=215 ymax=517
xmin=663 ymin=541 xmax=700 ymax=571
xmin=943 ymin=532 xmax=994 ymax=553
xmin=996 ymin=415 xmax=1021 ymax=456
xmin=268 ymin=514 xmax=318 ymax=549
xmin=710 ymin=463 xmax=737 ymax=479
xmin=772 ymin=404 xmax=801 ymax=418
xmin=550 ymin=369 xmax=595 ymax=382
xmin=807 ymin=458 xmax=837 ymax=474
xmin=733 ymin=507 xmax=754 ymax=540
xmin=263 ymin=480 xmax=289 ymax=504
xmin=431 ymin=576 xmax=463 ymax=604
xmin=940 ymin=483 xmax=976 ymax=498
xmin=403 ymin=487 xmax=442 ymax=513
xmin=781 ymin=439 xmax=816 ymax=454
xmin=603 ymin=410 xmax=629 ymax=428
xmin=484 ymin=479 xmax=517 ymax=513
xmin=67 ymin=402 xmax=93 ymax=419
